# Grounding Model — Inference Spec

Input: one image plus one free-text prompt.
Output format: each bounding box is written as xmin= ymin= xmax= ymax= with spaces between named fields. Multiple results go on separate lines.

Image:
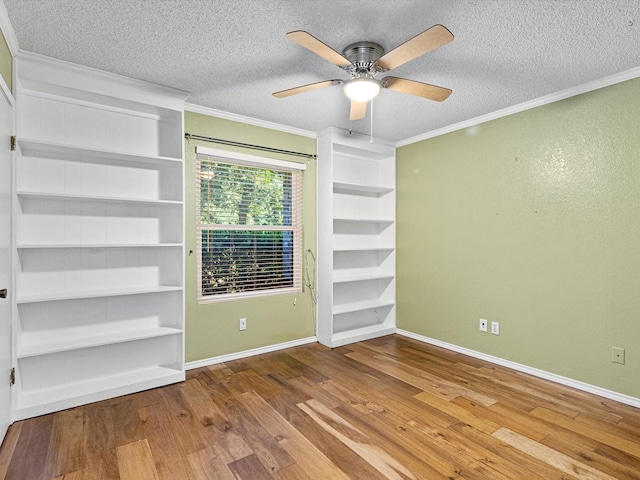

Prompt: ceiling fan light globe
xmin=343 ymin=78 xmax=381 ymax=102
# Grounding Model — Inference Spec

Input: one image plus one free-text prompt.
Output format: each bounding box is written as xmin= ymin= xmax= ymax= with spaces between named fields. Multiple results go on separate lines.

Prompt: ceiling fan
xmin=273 ymin=25 xmax=454 ymax=121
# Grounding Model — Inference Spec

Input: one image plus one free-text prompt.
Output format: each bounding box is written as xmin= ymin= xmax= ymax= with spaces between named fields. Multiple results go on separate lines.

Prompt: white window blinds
xmin=196 ymin=148 xmax=304 ymax=302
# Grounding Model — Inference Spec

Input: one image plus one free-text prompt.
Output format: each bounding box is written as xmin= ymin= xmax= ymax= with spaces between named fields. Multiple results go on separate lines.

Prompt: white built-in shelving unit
xmin=12 ymin=53 xmax=188 ymax=419
xmin=317 ymin=128 xmax=396 ymax=348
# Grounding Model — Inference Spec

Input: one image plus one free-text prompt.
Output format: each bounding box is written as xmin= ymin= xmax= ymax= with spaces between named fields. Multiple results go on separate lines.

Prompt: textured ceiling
xmin=3 ymin=0 xmax=640 ymax=142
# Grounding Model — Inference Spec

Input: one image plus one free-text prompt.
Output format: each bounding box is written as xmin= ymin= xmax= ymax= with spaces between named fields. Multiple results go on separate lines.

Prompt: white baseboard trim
xmin=185 ymin=336 xmax=318 ymax=370
xmin=397 ymin=329 xmax=640 ymax=409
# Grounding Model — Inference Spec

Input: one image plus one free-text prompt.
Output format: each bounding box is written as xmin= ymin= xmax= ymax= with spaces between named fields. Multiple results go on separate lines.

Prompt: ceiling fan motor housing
xmin=342 ymin=41 xmax=386 ymax=76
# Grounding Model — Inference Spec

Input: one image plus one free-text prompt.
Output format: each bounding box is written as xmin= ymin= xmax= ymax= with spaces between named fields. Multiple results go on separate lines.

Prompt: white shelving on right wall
xmin=317 ymin=127 xmax=396 ymax=347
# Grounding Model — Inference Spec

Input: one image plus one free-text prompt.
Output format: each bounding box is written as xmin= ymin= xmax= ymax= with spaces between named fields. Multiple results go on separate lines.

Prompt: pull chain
xmin=370 ymin=98 xmax=374 ymax=143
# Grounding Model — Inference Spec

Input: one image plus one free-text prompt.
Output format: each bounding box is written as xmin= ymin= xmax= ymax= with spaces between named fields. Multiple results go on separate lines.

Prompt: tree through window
xmin=196 ymin=148 xmax=304 ymax=302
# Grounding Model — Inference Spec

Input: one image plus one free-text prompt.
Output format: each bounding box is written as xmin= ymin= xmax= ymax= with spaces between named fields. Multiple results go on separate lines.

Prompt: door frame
xmin=0 ymin=55 xmax=14 ymax=447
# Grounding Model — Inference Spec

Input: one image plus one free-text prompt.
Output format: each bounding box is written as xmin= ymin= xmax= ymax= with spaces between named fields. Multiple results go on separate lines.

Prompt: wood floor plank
xmin=270 ymin=463 xmax=314 ymax=480
xmin=116 ymin=439 xmax=160 ymax=480
xmin=346 ymin=349 xmax=497 ymax=407
xmin=81 ymin=401 xmax=119 ymax=480
xmin=208 ymin=382 xmax=295 ymax=474
xmin=42 ymin=407 xmax=84 ymax=479
xmin=448 ymin=422 xmax=566 ymax=480
xmin=413 ymin=391 xmax=501 ymax=434
xmin=50 ymin=470 xmax=83 ymax=480
xmin=530 ymin=406 xmax=640 ymax=458
xmin=227 ymin=453 xmax=275 ymax=480
xmin=541 ymin=430 xmax=640 ymax=480
xmin=185 ymin=446 xmax=236 ymax=480
xmin=493 ymin=427 xmax=620 ymax=480
xmin=110 ymin=396 xmax=146 ymax=447
xmin=298 ymin=398 xmax=415 ymax=480
xmin=137 ymin=403 xmax=196 ymax=480
xmin=3 ymin=335 xmax=640 ymax=479
xmin=179 ymin=378 xmax=253 ymax=464
xmin=239 ymin=390 xmax=352 ymax=480
xmin=0 ymin=422 xmax=22 ymax=480
xmin=4 ymin=415 xmax=53 ymax=480
xmin=450 ymin=396 xmax=550 ymax=442
xmin=334 ymin=400 xmax=461 ymax=479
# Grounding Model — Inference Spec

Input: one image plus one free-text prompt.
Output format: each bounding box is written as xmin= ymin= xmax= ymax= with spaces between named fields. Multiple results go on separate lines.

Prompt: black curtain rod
xmin=185 ymin=133 xmax=317 ymax=160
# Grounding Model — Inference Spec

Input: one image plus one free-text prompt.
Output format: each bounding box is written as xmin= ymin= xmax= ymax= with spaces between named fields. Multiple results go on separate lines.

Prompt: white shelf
xmin=334 ymin=247 xmax=394 ymax=253
xmin=333 ymin=299 xmax=395 ymax=316
xmin=13 ymin=54 xmax=187 ymax=421
xmin=333 ymin=181 xmax=394 ymax=196
xmin=17 ymin=190 xmax=182 ymax=206
xmin=17 ymin=327 xmax=182 ymax=358
xmin=18 ymin=138 xmax=182 ymax=165
xmin=17 ymin=366 xmax=184 ymax=414
xmin=333 ymin=272 xmax=395 ymax=284
xmin=17 ymin=243 xmax=182 ymax=249
xmin=329 ymin=324 xmax=397 ymax=348
xmin=317 ymin=128 xmax=396 ymax=348
xmin=16 ymin=286 xmax=182 ymax=304
xmin=333 ymin=217 xmax=394 ymax=225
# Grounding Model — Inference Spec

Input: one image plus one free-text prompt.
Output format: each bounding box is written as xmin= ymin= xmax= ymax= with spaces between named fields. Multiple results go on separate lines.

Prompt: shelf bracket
xmin=10 ymin=135 xmax=16 ymax=151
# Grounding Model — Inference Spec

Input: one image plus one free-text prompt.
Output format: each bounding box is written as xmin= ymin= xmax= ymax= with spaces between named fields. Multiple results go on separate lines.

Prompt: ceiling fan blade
xmin=273 ymin=79 xmax=343 ymax=98
xmin=382 ymin=76 xmax=452 ymax=102
xmin=376 ymin=25 xmax=453 ymax=71
xmin=286 ymin=31 xmax=352 ymax=68
xmin=350 ymin=100 xmax=367 ymax=121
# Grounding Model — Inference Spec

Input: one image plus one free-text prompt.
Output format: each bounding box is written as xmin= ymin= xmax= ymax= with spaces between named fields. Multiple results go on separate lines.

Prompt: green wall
xmin=0 ymin=29 xmax=11 ymax=93
xmin=397 ymin=77 xmax=640 ymax=398
xmin=184 ymin=111 xmax=317 ymax=363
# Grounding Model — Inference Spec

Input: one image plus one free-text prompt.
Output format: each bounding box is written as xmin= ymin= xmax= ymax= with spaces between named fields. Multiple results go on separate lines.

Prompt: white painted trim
xmin=196 ymin=145 xmax=307 ymax=170
xmin=186 ymin=103 xmax=317 ymax=139
xmin=0 ymin=2 xmax=19 ymax=55
xmin=397 ymin=65 xmax=640 ymax=147
xmin=397 ymin=330 xmax=640 ymax=408
xmin=185 ymin=336 xmax=317 ymax=370
xmin=0 ymin=73 xmax=13 ymax=106
xmin=16 ymin=51 xmax=189 ymax=110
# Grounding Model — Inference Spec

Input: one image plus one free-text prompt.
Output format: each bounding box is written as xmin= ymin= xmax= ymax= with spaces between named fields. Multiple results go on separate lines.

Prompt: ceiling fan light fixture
xmin=343 ymin=77 xmax=381 ymax=102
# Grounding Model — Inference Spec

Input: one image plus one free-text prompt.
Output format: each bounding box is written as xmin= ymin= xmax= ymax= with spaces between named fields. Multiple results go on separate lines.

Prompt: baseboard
xmin=185 ymin=336 xmax=318 ymax=370
xmin=397 ymin=329 xmax=640 ymax=409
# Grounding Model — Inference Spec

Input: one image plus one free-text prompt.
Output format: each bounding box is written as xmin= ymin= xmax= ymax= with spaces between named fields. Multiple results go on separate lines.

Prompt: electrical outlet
xmin=293 ymin=297 xmax=297 ymax=306
xmin=479 ymin=319 xmax=488 ymax=332
xmin=491 ymin=321 xmax=500 ymax=335
xmin=239 ymin=317 xmax=247 ymax=331
xmin=612 ymin=347 xmax=625 ymax=365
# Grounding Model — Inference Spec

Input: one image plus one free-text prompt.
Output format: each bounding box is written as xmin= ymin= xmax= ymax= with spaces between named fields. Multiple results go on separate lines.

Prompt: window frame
xmin=195 ymin=146 xmax=306 ymax=304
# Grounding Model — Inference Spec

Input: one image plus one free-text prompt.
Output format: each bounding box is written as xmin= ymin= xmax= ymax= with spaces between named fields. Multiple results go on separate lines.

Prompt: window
xmin=196 ymin=147 xmax=305 ymax=302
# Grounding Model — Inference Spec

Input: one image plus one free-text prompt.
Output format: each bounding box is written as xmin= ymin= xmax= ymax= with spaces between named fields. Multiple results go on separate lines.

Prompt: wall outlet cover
xmin=612 ymin=347 xmax=625 ymax=365
xmin=479 ymin=319 xmax=488 ymax=332
xmin=491 ymin=321 xmax=500 ymax=335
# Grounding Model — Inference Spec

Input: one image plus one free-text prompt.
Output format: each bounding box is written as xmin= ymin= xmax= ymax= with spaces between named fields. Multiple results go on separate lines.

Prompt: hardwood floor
xmin=1 ymin=335 xmax=640 ymax=479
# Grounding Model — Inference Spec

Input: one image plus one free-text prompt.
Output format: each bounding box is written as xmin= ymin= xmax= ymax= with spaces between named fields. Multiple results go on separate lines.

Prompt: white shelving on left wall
xmin=12 ymin=52 xmax=189 ymax=419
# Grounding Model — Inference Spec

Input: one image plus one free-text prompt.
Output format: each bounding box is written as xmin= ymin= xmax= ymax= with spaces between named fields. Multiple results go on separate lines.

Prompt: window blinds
xmin=196 ymin=151 xmax=304 ymax=302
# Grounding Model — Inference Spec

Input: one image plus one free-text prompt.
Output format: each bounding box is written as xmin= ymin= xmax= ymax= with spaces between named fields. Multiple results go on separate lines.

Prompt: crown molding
xmin=16 ymin=50 xmax=189 ymax=111
xmin=185 ymin=103 xmax=317 ymax=139
xmin=397 ymin=65 xmax=640 ymax=148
